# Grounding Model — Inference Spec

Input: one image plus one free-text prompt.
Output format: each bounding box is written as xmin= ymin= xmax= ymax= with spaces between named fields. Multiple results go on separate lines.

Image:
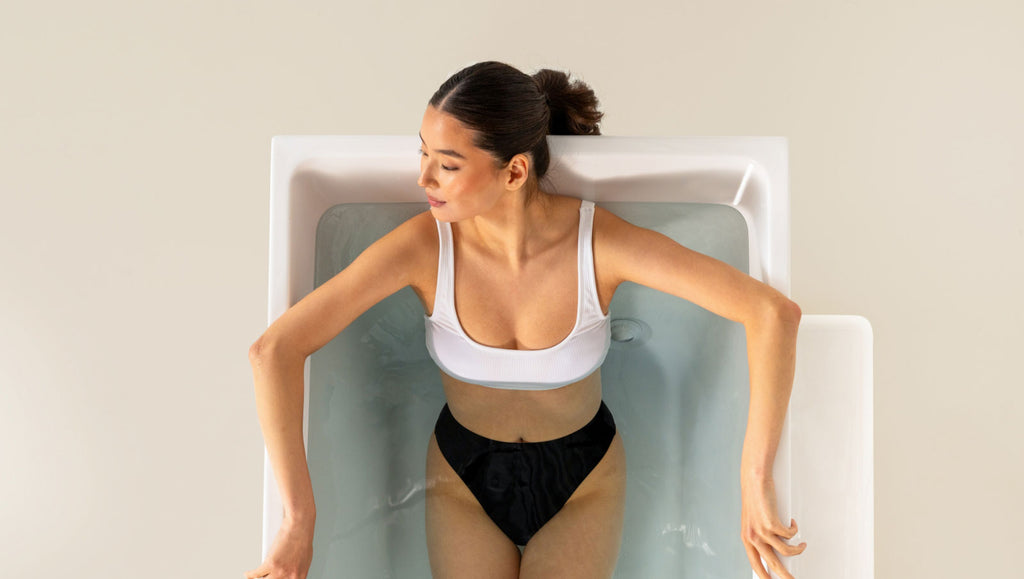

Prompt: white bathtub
xmin=261 ymin=135 xmax=874 ymax=578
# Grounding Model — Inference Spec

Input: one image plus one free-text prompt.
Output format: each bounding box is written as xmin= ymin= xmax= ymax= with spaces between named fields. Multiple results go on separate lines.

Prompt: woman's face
xmin=418 ymin=105 xmax=521 ymax=221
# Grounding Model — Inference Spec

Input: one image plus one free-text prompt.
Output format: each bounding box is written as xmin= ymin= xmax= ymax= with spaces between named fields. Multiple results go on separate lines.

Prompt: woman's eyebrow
xmin=419 ymin=132 xmax=467 ymax=160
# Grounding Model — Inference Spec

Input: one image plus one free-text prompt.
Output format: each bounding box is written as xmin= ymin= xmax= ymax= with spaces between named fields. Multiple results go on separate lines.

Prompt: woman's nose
xmin=418 ymin=166 xmax=434 ymax=188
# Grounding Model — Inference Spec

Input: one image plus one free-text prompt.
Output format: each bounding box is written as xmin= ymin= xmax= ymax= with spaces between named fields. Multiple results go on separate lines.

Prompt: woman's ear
xmin=504 ymin=153 xmax=531 ymax=191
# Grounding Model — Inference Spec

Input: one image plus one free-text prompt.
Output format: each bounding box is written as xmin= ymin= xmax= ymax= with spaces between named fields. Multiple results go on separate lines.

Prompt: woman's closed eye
xmin=418 ymin=148 xmax=458 ymax=171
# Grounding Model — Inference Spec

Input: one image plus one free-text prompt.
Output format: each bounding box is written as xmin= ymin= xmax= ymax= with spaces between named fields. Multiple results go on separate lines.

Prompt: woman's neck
xmin=458 ymin=189 xmax=561 ymax=270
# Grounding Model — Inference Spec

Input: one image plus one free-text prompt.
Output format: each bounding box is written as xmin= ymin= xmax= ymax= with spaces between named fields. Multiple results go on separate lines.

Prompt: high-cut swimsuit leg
xmin=433 ymin=401 xmax=617 ymax=547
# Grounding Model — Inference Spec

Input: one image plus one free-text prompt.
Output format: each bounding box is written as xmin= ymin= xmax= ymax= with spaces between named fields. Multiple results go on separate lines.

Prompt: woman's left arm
xmin=595 ymin=208 xmax=807 ymax=578
xmin=738 ymin=299 xmax=807 ymax=579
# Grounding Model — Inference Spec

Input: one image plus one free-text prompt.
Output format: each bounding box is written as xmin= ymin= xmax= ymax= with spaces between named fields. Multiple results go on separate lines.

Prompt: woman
xmin=245 ymin=61 xmax=807 ymax=579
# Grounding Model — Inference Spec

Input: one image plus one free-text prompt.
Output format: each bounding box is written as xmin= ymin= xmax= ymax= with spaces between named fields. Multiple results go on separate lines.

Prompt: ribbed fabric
xmin=424 ymin=199 xmax=611 ymax=390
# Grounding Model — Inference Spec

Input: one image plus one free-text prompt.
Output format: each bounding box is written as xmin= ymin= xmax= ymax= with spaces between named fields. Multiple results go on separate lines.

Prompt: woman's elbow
xmin=768 ymin=296 xmax=802 ymax=331
xmin=249 ymin=334 xmax=306 ymax=367
xmin=750 ymin=294 xmax=801 ymax=328
xmin=779 ymin=297 xmax=801 ymax=321
xmin=249 ymin=336 xmax=276 ymax=364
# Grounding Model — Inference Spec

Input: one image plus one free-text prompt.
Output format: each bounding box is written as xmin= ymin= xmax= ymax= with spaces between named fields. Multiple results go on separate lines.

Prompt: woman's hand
xmin=243 ymin=516 xmax=315 ymax=579
xmin=740 ymin=474 xmax=807 ymax=579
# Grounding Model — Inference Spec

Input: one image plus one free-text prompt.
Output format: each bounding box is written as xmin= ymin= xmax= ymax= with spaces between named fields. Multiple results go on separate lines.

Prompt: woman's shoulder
xmin=391 ymin=209 xmax=440 ymax=258
xmin=390 ymin=209 xmax=440 ymax=282
xmin=399 ymin=209 xmax=440 ymax=237
xmin=591 ymin=203 xmax=637 ymax=242
xmin=591 ymin=203 xmax=650 ymax=287
xmin=353 ymin=209 xmax=439 ymax=283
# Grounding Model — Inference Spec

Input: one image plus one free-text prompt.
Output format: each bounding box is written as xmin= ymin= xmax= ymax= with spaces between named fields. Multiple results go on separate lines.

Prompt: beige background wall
xmin=2 ymin=1 xmax=1019 ymax=577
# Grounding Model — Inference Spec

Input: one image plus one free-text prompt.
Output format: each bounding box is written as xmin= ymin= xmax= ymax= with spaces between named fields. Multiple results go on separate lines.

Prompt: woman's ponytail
xmin=532 ymin=69 xmax=604 ymax=136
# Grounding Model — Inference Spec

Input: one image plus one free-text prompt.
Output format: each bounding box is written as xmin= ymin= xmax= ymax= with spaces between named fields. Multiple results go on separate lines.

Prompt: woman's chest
xmin=452 ymin=249 xmax=580 ymax=350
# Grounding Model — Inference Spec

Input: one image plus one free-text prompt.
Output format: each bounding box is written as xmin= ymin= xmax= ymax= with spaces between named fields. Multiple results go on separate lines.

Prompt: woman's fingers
xmin=767 ymin=518 xmax=807 ymax=557
xmin=744 ymin=518 xmax=805 ymax=579
xmin=764 ymin=527 xmax=807 ymax=557
xmin=243 ymin=565 xmax=269 ymax=578
xmin=776 ymin=518 xmax=798 ymax=539
xmin=755 ymin=539 xmax=796 ymax=579
xmin=766 ymin=535 xmax=808 ymax=557
xmin=743 ymin=541 xmax=771 ymax=579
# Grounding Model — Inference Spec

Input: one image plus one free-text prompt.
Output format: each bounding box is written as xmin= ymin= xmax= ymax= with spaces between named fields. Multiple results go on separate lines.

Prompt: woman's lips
xmin=427 ymin=195 xmax=446 ymax=207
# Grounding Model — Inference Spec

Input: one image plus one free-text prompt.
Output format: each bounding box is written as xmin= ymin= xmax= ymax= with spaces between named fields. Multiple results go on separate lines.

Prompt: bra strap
xmin=577 ymin=200 xmax=604 ymax=319
xmin=433 ymin=219 xmax=455 ymax=321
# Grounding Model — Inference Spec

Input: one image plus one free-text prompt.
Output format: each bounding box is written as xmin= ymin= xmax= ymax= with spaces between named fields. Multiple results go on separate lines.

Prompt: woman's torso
xmin=408 ymin=194 xmax=618 ymax=443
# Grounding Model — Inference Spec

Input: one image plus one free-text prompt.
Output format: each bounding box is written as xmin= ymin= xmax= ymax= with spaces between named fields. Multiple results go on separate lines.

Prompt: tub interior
xmin=306 ymin=201 xmax=754 ymax=577
xmin=259 ymin=136 xmax=891 ymax=579
xmin=264 ymin=136 xmax=874 ymax=578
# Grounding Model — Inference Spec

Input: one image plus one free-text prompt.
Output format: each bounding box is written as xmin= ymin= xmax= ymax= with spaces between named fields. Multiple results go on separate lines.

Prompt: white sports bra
xmin=423 ymin=199 xmax=612 ymax=390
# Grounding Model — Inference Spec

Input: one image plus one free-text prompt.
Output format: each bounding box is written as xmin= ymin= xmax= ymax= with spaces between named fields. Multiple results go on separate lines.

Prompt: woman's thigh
xmin=424 ymin=432 xmax=521 ymax=579
xmin=518 ymin=430 xmax=627 ymax=579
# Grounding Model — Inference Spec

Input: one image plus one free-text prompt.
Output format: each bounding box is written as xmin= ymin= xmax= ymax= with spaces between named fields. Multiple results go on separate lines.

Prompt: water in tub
xmin=305 ymin=201 xmax=752 ymax=577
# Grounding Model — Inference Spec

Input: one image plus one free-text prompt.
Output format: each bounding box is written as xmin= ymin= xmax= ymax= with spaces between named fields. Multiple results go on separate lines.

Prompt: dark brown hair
xmin=428 ymin=61 xmax=603 ymax=204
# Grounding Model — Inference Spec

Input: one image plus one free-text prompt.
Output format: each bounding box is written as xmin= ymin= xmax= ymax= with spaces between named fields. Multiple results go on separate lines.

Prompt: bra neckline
xmin=427 ymin=201 xmax=589 ymax=354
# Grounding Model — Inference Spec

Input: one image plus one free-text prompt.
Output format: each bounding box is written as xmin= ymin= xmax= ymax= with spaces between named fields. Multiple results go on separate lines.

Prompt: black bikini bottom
xmin=433 ymin=400 xmax=617 ymax=547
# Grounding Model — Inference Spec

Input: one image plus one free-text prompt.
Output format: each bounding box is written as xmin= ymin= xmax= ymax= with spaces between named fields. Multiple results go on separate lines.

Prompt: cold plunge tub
xmin=261 ymin=136 xmax=874 ymax=578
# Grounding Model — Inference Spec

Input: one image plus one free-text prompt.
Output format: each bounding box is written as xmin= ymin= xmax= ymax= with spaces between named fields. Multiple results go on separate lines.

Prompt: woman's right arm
xmin=247 ymin=211 xmax=435 ymax=525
